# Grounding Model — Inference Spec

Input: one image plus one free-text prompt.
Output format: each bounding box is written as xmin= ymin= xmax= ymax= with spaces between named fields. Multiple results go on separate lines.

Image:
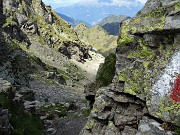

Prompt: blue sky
xmin=42 ymin=0 xmax=147 ymax=9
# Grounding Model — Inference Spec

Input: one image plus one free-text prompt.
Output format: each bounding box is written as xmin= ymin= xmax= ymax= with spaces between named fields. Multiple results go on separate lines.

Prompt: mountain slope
xmin=1 ymin=0 xmax=103 ymax=87
xmin=74 ymin=23 xmax=117 ymax=55
xmin=57 ymin=13 xmax=91 ymax=27
xmin=0 ymin=0 xmax=104 ymax=134
xmin=97 ymin=15 xmax=130 ymax=35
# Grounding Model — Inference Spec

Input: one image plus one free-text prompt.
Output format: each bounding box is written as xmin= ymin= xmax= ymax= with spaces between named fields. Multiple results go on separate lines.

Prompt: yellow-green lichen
xmin=86 ymin=119 xmax=95 ymax=130
xmin=119 ymin=73 xmax=126 ymax=82
xmin=128 ymin=40 xmax=155 ymax=60
xmin=118 ymin=4 xmax=168 ymax=46
xmin=118 ymin=21 xmax=134 ymax=46
xmin=124 ymin=86 xmax=136 ymax=95
xmin=3 ymin=18 xmax=16 ymax=28
xmin=119 ymin=33 xmax=176 ymax=98
xmin=131 ymin=27 xmax=137 ymax=33
xmin=143 ymin=61 xmax=150 ymax=69
xmin=91 ymin=108 xmax=98 ymax=114
xmin=118 ymin=34 xmax=134 ymax=46
xmin=174 ymin=3 xmax=180 ymax=12
xmin=108 ymin=121 xmax=114 ymax=127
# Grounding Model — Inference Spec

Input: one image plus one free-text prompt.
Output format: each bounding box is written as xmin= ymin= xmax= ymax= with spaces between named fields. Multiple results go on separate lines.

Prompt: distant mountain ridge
xmin=97 ymin=15 xmax=130 ymax=35
xmin=57 ymin=13 xmax=91 ymax=27
xmin=55 ymin=4 xmax=144 ymax=25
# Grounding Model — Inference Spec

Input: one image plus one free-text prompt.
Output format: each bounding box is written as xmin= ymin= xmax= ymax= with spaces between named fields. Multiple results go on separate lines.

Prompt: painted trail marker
xmin=151 ymin=51 xmax=180 ymax=101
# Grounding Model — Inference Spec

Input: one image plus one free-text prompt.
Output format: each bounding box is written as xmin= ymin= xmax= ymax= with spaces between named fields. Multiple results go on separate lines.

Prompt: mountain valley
xmin=0 ymin=0 xmax=180 ymax=135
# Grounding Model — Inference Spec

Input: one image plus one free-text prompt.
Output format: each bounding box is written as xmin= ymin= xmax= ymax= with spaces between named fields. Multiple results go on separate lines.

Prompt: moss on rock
xmin=96 ymin=53 xmax=116 ymax=88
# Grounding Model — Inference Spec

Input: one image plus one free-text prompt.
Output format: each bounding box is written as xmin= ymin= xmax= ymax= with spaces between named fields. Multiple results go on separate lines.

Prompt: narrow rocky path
xmin=29 ymin=79 xmax=89 ymax=135
xmin=19 ymin=35 xmax=104 ymax=135
xmin=53 ymin=116 xmax=87 ymax=135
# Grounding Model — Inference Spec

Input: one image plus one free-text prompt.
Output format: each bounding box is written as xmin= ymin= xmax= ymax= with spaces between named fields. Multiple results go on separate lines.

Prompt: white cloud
xmin=77 ymin=0 xmax=147 ymax=7
xmin=42 ymin=0 xmax=81 ymax=7
xmin=136 ymin=0 xmax=147 ymax=4
xmin=43 ymin=0 xmax=147 ymax=8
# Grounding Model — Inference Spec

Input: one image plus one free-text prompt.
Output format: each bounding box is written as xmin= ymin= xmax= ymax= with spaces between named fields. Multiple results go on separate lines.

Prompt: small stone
xmin=51 ymin=103 xmax=56 ymax=107
xmin=0 ymin=78 xmax=12 ymax=93
xmin=47 ymin=128 xmax=56 ymax=134
xmin=40 ymin=116 xmax=47 ymax=120
xmin=64 ymin=103 xmax=70 ymax=108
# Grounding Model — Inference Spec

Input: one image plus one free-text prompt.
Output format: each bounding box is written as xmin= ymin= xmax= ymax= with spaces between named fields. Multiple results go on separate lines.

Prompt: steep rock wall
xmin=81 ymin=0 xmax=180 ymax=134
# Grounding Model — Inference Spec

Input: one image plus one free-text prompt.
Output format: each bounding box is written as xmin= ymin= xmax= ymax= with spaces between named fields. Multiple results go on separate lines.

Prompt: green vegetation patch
xmin=37 ymin=103 xmax=69 ymax=118
xmin=81 ymin=109 xmax=91 ymax=117
xmin=96 ymin=53 xmax=116 ymax=88
xmin=0 ymin=93 xmax=43 ymax=135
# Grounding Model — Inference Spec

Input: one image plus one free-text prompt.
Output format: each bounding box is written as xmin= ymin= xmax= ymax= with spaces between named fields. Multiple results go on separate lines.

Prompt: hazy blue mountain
xmin=97 ymin=15 xmax=130 ymax=35
xmin=57 ymin=13 xmax=91 ymax=27
xmin=55 ymin=4 xmax=144 ymax=25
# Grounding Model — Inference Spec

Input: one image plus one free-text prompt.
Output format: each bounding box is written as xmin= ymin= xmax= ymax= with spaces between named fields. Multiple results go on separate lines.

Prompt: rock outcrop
xmin=2 ymin=0 xmax=86 ymax=54
xmin=82 ymin=0 xmax=180 ymax=134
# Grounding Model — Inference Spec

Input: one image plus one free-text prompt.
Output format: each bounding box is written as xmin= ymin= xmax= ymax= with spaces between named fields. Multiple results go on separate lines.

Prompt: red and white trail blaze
xmin=170 ymin=75 xmax=180 ymax=103
xmin=151 ymin=52 xmax=180 ymax=103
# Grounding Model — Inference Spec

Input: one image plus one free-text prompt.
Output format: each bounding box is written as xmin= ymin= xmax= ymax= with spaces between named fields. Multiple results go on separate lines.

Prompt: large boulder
xmin=117 ymin=0 xmax=180 ymax=124
xmin=81 ymin=0 xmax=180 ymax=134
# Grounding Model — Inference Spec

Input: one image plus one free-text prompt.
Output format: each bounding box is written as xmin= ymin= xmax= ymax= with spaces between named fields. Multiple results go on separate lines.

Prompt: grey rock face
xmin=0 ymin=109 xmax=11 ymax=135
xmin=138 ymin=0 xmax=161 ymax=14
xmin=139 ymin=0 xmax=180 ymax=15
xmin=3 ymin=0 xmax=19 ymax=14
xmin=136 ymin=117 xmax=173 ymax=135
xmin=165 ymin=14 xmax=180 ymax=29
xmin=0 ymin=78 xmax=12 ymax=93
xmin=121 ymin=126 xmax=137 ymax=135
xmin=81 ymin=85 xmax=148 ymax=135
xmin=16 ymin=13 xmax=28 ymax=26
xmin=82 ymin=0 xmax=180 ymax=135
xmin=59 ymin=41 xmax=91 ymax=62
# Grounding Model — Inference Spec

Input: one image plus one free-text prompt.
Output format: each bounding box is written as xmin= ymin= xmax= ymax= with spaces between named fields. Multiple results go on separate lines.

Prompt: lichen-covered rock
xmin=117 ymin=0 xmax=180 ymax=125
xmin=136 ymin=117 xmax=173 ymax=135
xmin=82 ymin=0 xmax=180 ymax=134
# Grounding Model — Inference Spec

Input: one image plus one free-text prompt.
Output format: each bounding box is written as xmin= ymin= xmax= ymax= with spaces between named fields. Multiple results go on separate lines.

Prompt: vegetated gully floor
xmin=30 ymin=80 xmax=88 ymax=135
xmin=24 ymin=36 xmax=104 ymax=135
